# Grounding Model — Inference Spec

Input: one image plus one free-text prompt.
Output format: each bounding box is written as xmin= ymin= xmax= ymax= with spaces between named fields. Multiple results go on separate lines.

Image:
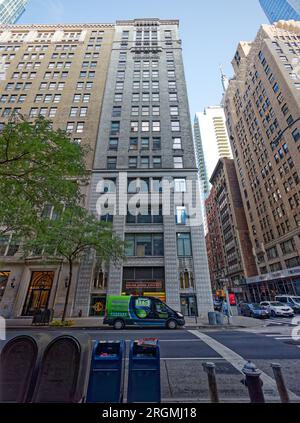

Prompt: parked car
xmin=275 ymin=296 xmax=300 ymax=314
xmin=260 ymin=301 xmax=294 ymax=317
xmin=240 ymin=303 xmax=270 ymax=319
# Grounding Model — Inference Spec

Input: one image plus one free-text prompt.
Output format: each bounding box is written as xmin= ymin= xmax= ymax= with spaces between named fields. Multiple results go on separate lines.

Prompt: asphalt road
xmin=2 ymin=327 xmax=300 ymax=402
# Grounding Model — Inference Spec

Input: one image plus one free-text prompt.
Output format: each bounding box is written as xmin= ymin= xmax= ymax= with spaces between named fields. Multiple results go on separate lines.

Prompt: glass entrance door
xmin=180 ymin=295 xmax=198 ymax=317
xmin=22 ymin=271 xmax=54 ymax=316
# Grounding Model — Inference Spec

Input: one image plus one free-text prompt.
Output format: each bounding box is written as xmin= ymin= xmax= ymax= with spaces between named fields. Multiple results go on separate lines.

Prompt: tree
xmin=23 ymin=206 xmax=125 ymax=322
xmin=0 ymin=115 xmax=87 ymax=236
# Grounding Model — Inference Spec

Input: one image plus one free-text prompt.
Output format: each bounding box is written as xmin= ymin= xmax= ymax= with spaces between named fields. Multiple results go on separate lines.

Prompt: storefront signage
xmin=124 ymin=280 xmax=163 ymax=290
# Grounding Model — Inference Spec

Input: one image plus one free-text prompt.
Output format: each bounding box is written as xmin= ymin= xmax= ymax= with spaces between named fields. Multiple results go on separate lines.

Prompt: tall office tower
xmin=259 ymin=0 xmax=300 ymax=23
xmin=206 ymin=159 xmax=258 ymax=300
xmin=224 ymin=21 xmax=300 ymax=302
xmin=0 ymin=19 xmax=214 ymax=320
xmin=0 ymin=23 xmax=116 ymax=318
xmin=193 ymin=106 xmax=233 ymax=230
xmin=76 ymin=18 xmax=213 ymax=319
xmin=0 ymin=0 xmax=28 ymax=25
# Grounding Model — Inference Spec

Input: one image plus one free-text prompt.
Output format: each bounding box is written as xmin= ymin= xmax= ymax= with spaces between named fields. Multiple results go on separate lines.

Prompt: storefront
xmin=122 ymin=267 xmax=166 ymax=302
xmin=245 ymin=268 xmax=300 ymax=302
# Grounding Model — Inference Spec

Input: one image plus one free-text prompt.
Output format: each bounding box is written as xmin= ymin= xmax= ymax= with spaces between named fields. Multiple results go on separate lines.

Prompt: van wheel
xmin=113 ymin=319 xmax=125 ymax=330
xmin=166 ymin=319 xmax=177 ymax=330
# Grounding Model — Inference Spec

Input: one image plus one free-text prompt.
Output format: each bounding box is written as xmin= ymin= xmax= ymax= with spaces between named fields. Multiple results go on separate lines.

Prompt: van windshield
xmin=292 ymin=297 xmax=300 ymax=304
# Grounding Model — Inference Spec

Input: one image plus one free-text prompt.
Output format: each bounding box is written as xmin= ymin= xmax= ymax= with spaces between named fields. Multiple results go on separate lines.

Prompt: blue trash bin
xmin=127 ymin=339 xmax=161 ymax=403
xmin=86 ymin=340 xmax=125 ymax=403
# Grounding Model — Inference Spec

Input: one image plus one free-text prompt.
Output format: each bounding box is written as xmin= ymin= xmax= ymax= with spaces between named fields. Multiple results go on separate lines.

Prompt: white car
xmin=260 ymin=301 xmax=294 ymax=317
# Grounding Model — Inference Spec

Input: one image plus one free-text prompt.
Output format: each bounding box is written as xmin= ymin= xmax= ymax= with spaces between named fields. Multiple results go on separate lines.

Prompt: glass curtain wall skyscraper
xmin=259 ymin=0 xmax=300 ymax=23
xmin=0 ymin=0 xmax=28 ymax=25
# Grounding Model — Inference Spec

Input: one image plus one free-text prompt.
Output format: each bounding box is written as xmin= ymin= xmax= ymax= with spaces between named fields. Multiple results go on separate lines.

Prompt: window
xmin=29 ymin=108 xmax=38 ymax=117
xmin=153 ymin=137 xmax=161 ymax=150
xmin=171 ymin=121 xmax=180 ymax=131
xmin=107 ymin=157 xmax=117 ymax=169
xmin=112 ymin=106 xmax=121 ymax=117
xmin=292 ymin=128 xmax=300 ymax=142
xmin=173 ymin=137 xmax=182 ymax=149
xmin=109 ymin=138 xmax=118 ymax=150
xmin=76 ymin=122 xmax=84 ymax=133
xmin=170 ymin=106 xmax=179 ymax=116
xmin=111 ymin=121 xmax=120 ymax=135
xmin=152 ymin=121 xmax=160 ymax=132
xmin=141 ymin=106 xmax=149 ymax=116
xmin=40 ymin=107 xmax=48 ymax=116
xmin=176 ymin=207 xmax=188 ymax=225
xmin=83 ymin=94 xmax=90 ymax=103
xmin=53 ymin=94 xmax=61 ymax=103
xmin=114 ymin=93 xmax=123 ymax=102
xmin=80 ymin=107 xmax=88 ymax=117
xmin=169 ymin=93 xmax=178 ymax=102
xmin=125 ymin=234 xmax=164 ymax=257
xmin=132 ymin=93 xmax=140 ymax=102
xmin=77 ymin=81 xmax=84 ymax=89
xmin=140 ymin=121 xmax=149 ymax=132
xmin=35 ymin=94 xmax=43 ymax=103
xmin=177 ymin=233 xmax=192 ymax=256
xmin=66 ymin=122 xmax=75 ymax=132
xmin=152 ymin=106 xmax=160 ymax=117
xmin=174 ymin=156 xmax=183 ymax=168
xmin=141 ymin=137 xmax=149 ymax=150
xmin=70 ymin=107 xmax=78 ymax=117
xmin=142 ymin=92 xmax=150 ymax=102
xmin=153 ymin=157 xmax=162 ymax=168
xmin=128 ymin=157 xmax=137 ymax=168
xmin=129 ymin=138 xmax=138 ymax=150
xmin=152 ymin=93 xmax=160 ymax=102
xmin=140 ymin=156 xmax=150 ymax=168
xmin=73 ymin=94 xmax=81 ymax=102
xmin=130 ymin=121 xmax=138 ymax=132
xmin=49 ymin=107 xmax=57 ymax=117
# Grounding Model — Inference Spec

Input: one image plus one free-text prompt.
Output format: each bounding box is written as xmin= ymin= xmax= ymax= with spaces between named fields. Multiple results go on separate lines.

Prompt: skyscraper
xmin=0 ymin=20 xmax=214 ymax=321
xmin=0 ymin=0 xmax=28 ymax=25
xmin=224 ymin=20 xmax=300 ymax=301
xmin=193 ymin=106 xmax=233 ymax=231
xmin=259 ymin=0 xmax=300 ymax=23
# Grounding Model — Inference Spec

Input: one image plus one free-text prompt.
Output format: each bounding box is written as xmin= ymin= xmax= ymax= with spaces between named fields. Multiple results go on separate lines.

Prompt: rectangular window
xmin=80 ymin=107 xmax=88 ymax=117
xmin=152 ymin=121 xmax=160 ymax=132
xmin=107 ymin=157 xmax=117 ymax=169
xmin=130 ymin=121 xmax=138 ymax=132
xmin=125 ymin=234 xmax=164 ymax=257
xmin=173 ymin=137 xmax=182 ymax=149
xmin=153 ymin=137 xmax=161 ymax=150
xmin=141 ymin=137 xmax=149 ymax=150
xmin=114 ymin=93 xmax=123 ymax=102
xmin=140 ymin=156 xmax=150 ymax=168
xmin=111 ymin=121 xmax=120 ymax=135
xmin=76 ymin=122 xmax=84 ymax=133
xmin=153 ymin=157 xmax=162 ymax=168
xmin=170 ymin=106 xmax=179 ymax=116
xmin=141 ymin=121 xmax=150 ymax=132
xmin=70 ymin=107 xmax=78 ymax=117
xmin=129 ymin=138 xmax=138 ymax=150
xmin=174 ymin=156 xmax=183 ymax=168
xmin=128 ymin=157 xmax=137 ymax=168
xmin=109 ymin=138 xmax=118 ymax=150
xmin=171 ymin=121 xmax=180 ymax=131
xmin=177 ymin=233 xmax=192 ymax=256
xmin=112 ymin=106 xmax=121 ymax=117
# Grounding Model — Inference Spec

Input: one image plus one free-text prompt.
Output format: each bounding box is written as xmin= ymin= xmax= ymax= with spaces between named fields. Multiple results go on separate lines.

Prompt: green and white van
xmin=104 ymin=295 xmax=185 ymax=330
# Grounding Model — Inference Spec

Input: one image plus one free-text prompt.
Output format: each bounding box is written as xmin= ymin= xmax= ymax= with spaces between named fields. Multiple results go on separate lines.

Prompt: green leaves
xmin=23 ymin=205 xmax=125 ymax=265
xmin=0 ymin=115 xmax=87 ymax=236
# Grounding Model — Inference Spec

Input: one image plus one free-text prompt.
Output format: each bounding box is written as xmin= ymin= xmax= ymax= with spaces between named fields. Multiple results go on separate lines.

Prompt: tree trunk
xmin=62 ymin=259 xmax=73 ymax=323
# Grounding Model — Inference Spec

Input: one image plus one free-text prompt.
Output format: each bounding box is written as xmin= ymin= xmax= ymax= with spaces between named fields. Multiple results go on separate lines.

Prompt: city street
xmin=3 ymin=324 xmax=300 ymax=403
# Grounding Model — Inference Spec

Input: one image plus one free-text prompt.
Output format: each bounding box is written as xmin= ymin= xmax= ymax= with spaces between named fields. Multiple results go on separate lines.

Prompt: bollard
xmin=271 ymin=363 xmax=290 ymax=403
xmin=203 ymin=362 xmax=219 ymax=403
xmin=242 ymin=361 xmax=265 ymax=403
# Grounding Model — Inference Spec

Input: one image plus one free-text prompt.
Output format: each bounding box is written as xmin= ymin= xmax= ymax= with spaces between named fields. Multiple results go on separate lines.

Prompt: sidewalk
xmin=5 ymin=315 xmax=264 ymax=330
